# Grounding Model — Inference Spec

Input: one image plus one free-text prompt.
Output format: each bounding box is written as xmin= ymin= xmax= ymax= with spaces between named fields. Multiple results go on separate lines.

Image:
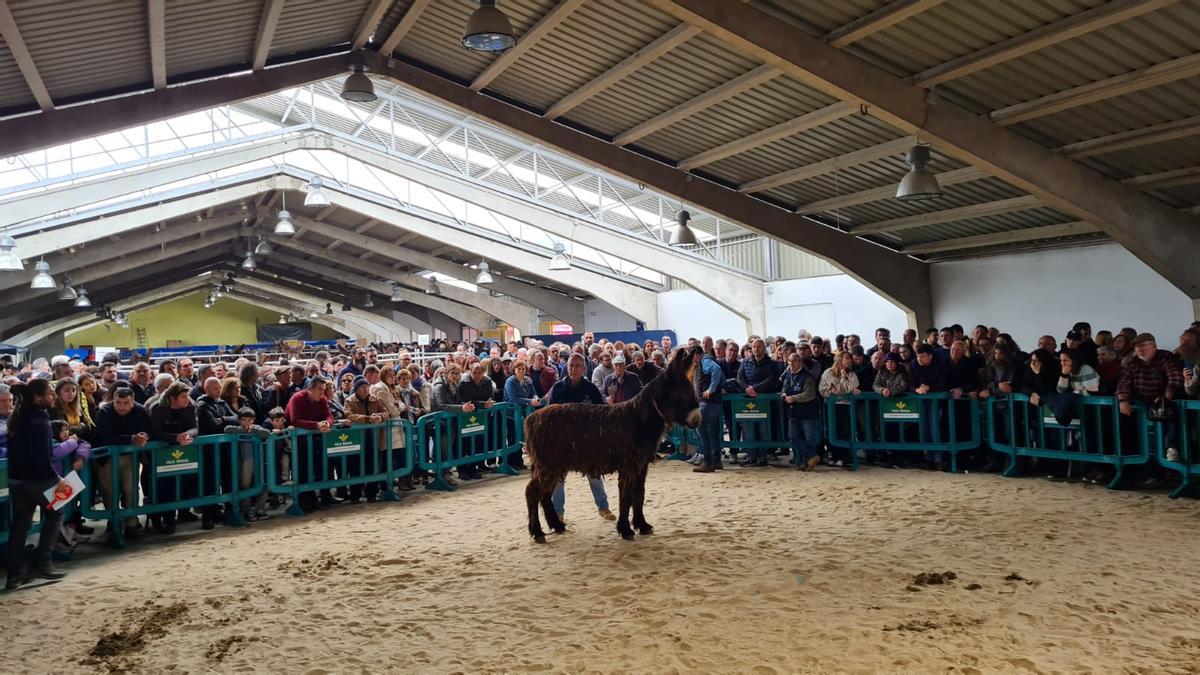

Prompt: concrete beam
xmin=238 ymin=276 xmax=410 ymax=341
xmin=366 ymin=53 xmax=928 ymax=329
xmin=644 ymin=0 xmax=1200 ymax=302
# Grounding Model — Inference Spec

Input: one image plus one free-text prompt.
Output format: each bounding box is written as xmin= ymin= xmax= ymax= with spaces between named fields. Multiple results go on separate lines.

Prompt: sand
xmin=6 ymin=462 xmax=1200 ymax=673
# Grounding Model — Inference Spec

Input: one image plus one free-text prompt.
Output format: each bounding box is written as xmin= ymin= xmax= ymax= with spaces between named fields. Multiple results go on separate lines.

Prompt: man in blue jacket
xmin=693 ymin=337 xmax=726 ymax=473
xmin=546 ymin=354 xmax=614 ymax=521
xmin=736 ymin=338 xmax=783 ymax=467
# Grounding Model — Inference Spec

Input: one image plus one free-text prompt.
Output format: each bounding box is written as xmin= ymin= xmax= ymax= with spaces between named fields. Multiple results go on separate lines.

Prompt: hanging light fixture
xmin=548 ymin=242 xmax=570 ymax=271
xmin=274 ymin=190 xmax=295 ymax=235
xmin=0 ymin=232 xmax=22 ymax=271
xmin=254 ymin=235 xmax=273 ymax=256
xmin=340 ymin=63 xmax=376 ymax=103
xmin=241 ymin=249 xmax=257 ymax=271
xmin=325 ymin=302 xmax=334 ymax=315
xmin=363 ymin=292 xmax=375 ymax=308
xmin=30 ymin=259 xmax=55 ymax=289
xmin=669 ymin=209 xmax=699 ymax=246
xmin=57 ymin=275 xmax=78 ymax=300
xmin=309 ymin=309 xmax=319 ymax=319
xmin=74 ymin=287 xmax=91 ymax=308
xmin=390 ymin=282 xmax=402 ymax=302
xmin=896 ymin=145 xmax=942 ymax=201
xmin=304 ymin=176 xmax=331 ymax=207
xmin=475 ymin=260 xmax=494 ymax=285
xmin=279 ymin=314 xmax=287 ymax=324
xmin=341 ymin=301 xmax=352 ymax=312
xmin=426 ymin=277 xmax=441 ymax=295
xmin=462 ymin=0 xmax=516 ymax=53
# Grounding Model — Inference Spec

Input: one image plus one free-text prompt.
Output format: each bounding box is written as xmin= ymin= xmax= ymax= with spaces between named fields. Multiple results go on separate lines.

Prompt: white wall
xmin=932 ymin=243 xmax=1194 ymax=349
xmin=584 ymin=299 xmax=640 ymax=332
xmin=658 ymin=274 xmax=907 ymax=343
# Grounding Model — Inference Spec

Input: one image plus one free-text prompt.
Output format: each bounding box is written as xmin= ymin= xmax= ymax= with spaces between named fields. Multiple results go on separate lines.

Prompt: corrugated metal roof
xmin=878 ymin=207 xmax=1078 ymax=248
xmin=374 ymin=0 xmax=417 ymax=47
xmin=0 ymin=33 xmax=33 ymax=110
xmin=270 ymin=0 xmax=369 ymax=60
xmin=398 ymin=0 xmax=555 ymax=83
xmin=165 ymin=0 xmax=260 ymax=78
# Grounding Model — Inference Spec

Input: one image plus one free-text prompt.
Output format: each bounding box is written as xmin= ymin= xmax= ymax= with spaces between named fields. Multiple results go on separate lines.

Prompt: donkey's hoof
xmin=532 ymin=533 xmax=547 ymax=544
xmin=551 ymin=525 xmax=567 ymax=534
xmin=637 ymin=524 xmax=654 ymax=535
xmin=619 ymin=531 xmax=636 ymax=541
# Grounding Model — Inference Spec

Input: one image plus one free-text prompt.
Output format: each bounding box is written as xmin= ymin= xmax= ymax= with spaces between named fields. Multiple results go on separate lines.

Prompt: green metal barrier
xmin=721 ymin=394 xmax=786 ymax=456
xmin=664 ymin=425 xmax=699 ymax=461
xmin=416 ymin=403 xmax=523 ymax=491
xmin=985 ymin=393 xmax=1151 ymax=489
xmin=272 ymin=419 xmax=414 ymax=516
xmin=1153 ymin=400 xmax=1200 ymax=498
xmin=824 ymin=392 xmax=981 ymax=472
xmin=0 ymin=457 xmax=80 ymax=552
xmin=80 ymin=433 xmax=263 ymax=547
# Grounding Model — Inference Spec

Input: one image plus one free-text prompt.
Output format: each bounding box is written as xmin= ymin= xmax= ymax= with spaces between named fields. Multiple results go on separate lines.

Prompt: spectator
xmin=224 ymin=408 xmax=272 ymax=519
xmin=430 ymin=364 xmax=478 ymax=483
xmin=628 ymin=350 xmax=661 ymax=385
xmin=1021 ymin=349 xmax=1061 ymax=408
xmin=394 ymin=368 xmax=425 ymax=424
xmin=1057 ymin=350 xmax=1100 ymax=397
xmin=238 ymin=364 xmax=264 ymax=423
xmin=1061 ymin=330 xmax=1097 ymax=368
xmin=909 ymin=344 xmax=948 ymax=395
xmin=529 ymin=351 xmax=558 ymax=398
xmin=782 ymin=351 xmax=823 ymax=472
xmin=4 ymin=379 xmax=67 ymax=589
xmin=1117 ymin=333 xmax=1182 ymax=462
xmin=1073 ymin=321 xmax=1099 ymax=367
xmin=337 ymin=348 xmax=367 ymax=381
xmin=873 ymin=353 xmax=908 ymax=398
xmin=286 ymin=377 xmax=335 ymax=512
xmin=504 ymin=360 xmax=543 ymax=409
xmin=148 ymin=382 xmax=197 ymax=534
xmin=93 ymin=387 xmax=151 ymax=542
xmin=486 ymin=357 xmax=507 ymax=402
xmin=946 ymin=340 xmax=980 ymax=398
xmin=602 ymin=354 xmax=642 ymax=405
xmin=1095 ymin=346 xmax=1122 ymax=395
xmin=691 ymin=343 xmax=725 ymax=473
xmin=344 ymin=376 xmax=388 ymax=503
xmin=810 ymin=337 xmax=834 ymax=373
xmin=371 ymin=367 xmax=406 ymax=420
xmin=143 ymin=372 xmax=175 ymax=409
xmin=979 ymin=344 xmax=1021 ymax=400
xmin=50 ymin=377 xmax=94 ymax=442
xmin=736 ymin=338 xmax=782 ymax=467
xmin=129 ymin=362 xmax=155 ymax=405
xmin=0 ymin=383 xmax=10 ymax=458
xmin=219 ymin=377 xmax=243 ymax=413
xmin=545 ymin=353 xmax=614 ymax=521
xmin=857 ymin=348 xmax=882 ymax=391
xmin=819 ymin=351 xmax=860 ymax=398
xmin=590 ymin=351 xmax=614 ymax=391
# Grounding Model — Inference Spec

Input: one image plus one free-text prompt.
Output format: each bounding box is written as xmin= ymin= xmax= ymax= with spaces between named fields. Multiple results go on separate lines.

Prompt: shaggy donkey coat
xmin=523 ymin=346 xmax=702 ymax=542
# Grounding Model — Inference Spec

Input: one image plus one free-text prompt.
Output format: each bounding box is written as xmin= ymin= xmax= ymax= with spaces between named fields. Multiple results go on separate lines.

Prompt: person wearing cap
xmin=602 ymin=353 xmax=642 ymax=405
xmin=872 ymin=352 xmax=909 ymax=398
xmin=1061 ymin=330 xmax=1098 ymax=368
xmin=344 ymin=376 xmax=388 ymax=503
xmin=1117 ymin=333 xmax=1183 ymax=462
xmin=50 ymin=355 xmax=72 ymax=381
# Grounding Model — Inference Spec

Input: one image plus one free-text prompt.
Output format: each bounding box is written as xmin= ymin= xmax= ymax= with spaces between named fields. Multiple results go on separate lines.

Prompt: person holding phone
xmin=5 ymin=379 xmax=67 ymax=590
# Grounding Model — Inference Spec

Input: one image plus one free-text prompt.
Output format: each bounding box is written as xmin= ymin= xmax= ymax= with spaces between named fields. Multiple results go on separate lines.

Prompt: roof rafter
xmin=545 ymin=23 xmax=701 ymax=120
xmin=901 ymin=221 xmax=1099 ymax=255
xmin=850 ymin=195 xmax=1043 ymax=234
xmin=0 ymin=0 xmax=53 ymax=110
xmin=379 ymin=0 xmax=430 ymax=54
xmin=470 ymin=0 xmax=587 ymax=92
xmin=1061 ymin=115 xmax=1200 ymax=159
xmin=679 ymin=102 xmax=854 ymax=170
xmin=796 ymin=166 xmax=987 ymax=214
xmin=740 ymin=136 xmax=914 ymax=194
xmin=148 ymin=0 xmax=167 ymax=89
xmin=352 ymin=0 xmax=393 ymax=48
xmin=825 ymin=0 xmax=945 ymax=48
xmin=252 ymin=0 xmax=286 ymax=71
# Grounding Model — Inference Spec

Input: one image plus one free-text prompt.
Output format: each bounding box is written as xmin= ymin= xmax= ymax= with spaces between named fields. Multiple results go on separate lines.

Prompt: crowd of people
xmin=2 ymin=320 xmax=1199 ymax=589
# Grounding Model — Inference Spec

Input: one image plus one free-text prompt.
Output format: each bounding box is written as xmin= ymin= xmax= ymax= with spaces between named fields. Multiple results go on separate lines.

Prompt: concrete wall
xmin=66 ymin=292 xmax=342 ymax=348
xmin=657 ymin=275 xmax=907 ymax=343
xmin=584 ymin=299 xmax=640 ymax=332
xmin=931 ymin=243 xmax=1194 ymax=349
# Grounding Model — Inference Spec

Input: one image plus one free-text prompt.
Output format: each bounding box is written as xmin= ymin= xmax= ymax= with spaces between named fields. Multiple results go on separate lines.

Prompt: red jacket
xmin=285 ymin=390 xmax=333 ymax=429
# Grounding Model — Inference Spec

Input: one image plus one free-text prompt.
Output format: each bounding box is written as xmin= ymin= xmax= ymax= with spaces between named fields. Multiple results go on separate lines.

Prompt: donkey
xmin=523 ymin=346 xmax=702 ymax=542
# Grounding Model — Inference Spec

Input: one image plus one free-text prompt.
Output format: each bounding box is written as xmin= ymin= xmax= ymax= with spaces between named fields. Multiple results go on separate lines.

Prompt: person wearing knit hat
xmin=344 ymin=374 xmax=388 ymax=503
xmin=874 ymin=351 xmax=909 ymax=399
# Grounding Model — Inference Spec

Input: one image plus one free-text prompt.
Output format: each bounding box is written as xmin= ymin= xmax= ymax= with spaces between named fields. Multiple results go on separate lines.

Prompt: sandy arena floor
xmin=6 ymin=461 xmax=1200 ymax=673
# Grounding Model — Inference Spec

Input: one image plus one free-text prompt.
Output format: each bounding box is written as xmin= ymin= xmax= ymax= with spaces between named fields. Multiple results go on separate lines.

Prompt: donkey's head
xmin=645 ymin=345 xmax=702 ymax=428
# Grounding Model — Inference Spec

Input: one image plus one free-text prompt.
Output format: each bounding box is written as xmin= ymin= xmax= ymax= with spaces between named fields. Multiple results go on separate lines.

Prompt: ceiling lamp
xmin=57 ymin=276 xmax=78 ymax=301
xmin=325 ymin=302 xmax=334 ymax=315
xmin=548 ymin=242 xmax=570 ymax=271
xmin=0 ymin=232 xmax=22 ymax=271
xmin=363 ymin=292 xmax=375 ymax=309
xmin=241 ymin=250 xmax=257 ymax=271
xmin=426 ymin=277 xmax=441 ymax=295
xmin=274 ymin=190 xmax=295 ymax=235
xmin=896 ymin=145 xmax=942 ymax=201
xmin=389 ymin=282 xmax=402 ymax=302
xmin=463 ymin=0 xmax=516 ymax=53
xmin=304 ymin=176 xmax=331 ymax=207
xmin=341 ymin=301 xmax=352 ymax=312
xmin=341 ymin=63 xmax=376 ymax=103
xmin=309 ymin=309 xmax=319 ymax=319
xmin=30 ymin=259 xmax=55 ymax=289
xmin=74 ymin=287 xmax=91 ymax=308
xmin=669 ymin=209 xmax=698 ymax=246
xmin=279 ymin=315 xmax=287 ymax=324
xmin=254 ymin=236 xmax=273 ymax=256
xmin=475 ymin=260 xmax=494 ymax=285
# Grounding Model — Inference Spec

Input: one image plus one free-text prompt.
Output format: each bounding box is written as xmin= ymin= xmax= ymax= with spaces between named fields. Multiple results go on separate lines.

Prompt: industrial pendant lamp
xmin=274 ymin=190 xmax=295 ymax=236
xmin=669 ymin=209 xmax=698 ymax=246
xmin=896 ymin=145 xmax=942 ymax=201
xmin=389 ymin=282 xmax=403 ymax=302
xmin=548 ymin=242 xmax=571 ymax=271
xmin=241 ymin=250 xmax=257 ymax=271
xmin=30 ymin=259 xmax=55 ymax=288
xmin=309 ymin=309 xmax=319 ymax=319
xmin=304 ymin=176 xmax=331 ymax=207
xmin=340 ymin=63 xmax=377 ymax=103
xmin=279 ymin=314 xmax=287 ymax=324
xmin=254 ymin=235 xmax=273 ymax=256
xmin=325 ymin=302 xmax=334 ymax=315
xmin=475 ymin=260 xmax=494 ymax=285
xmin=341 ymin=301 xmax=352 ymax=312
xmin=363 ymin=292 xmax=375 ymax=308
xmin=74 ymin=287 xmax=91 ymax=308
xmin=463 ymin=0 xmax=516 ymax=52
xmin=0 ymin=232 xmax=22 ymax=271
xmin=58 ymin=275 xmax=78 ymax=300
xmin=425 ymin=277 xmax=441 ymax=295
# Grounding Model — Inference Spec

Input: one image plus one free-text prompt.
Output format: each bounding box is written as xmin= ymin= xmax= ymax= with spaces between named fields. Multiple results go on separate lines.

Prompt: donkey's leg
xmin=616 ymin=468 xmax=635 ymax=540
xmin=543 ymin=493 xmax=567 ymax=534
xmin=631 ymin=462 xmax=653 ymax=535
xmin=526 ymin=479 xmax=547 ymax=543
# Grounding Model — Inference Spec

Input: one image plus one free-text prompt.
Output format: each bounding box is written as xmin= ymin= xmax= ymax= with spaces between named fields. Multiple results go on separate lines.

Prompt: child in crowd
xmin=268 ymin=407 xmax=292 ymax=485
xmin=225 ymin=408 xmax=272 ymax=522
xmin=50 ymin=420 xmax=92 ymax=550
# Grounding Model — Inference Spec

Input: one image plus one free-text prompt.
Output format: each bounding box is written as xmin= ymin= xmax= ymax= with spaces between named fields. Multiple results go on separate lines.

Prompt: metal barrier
xmin=1153 ymin=400 xmax=1200 ymax=498
xmin=721 ymin=394 xmax=786 ymax=456
xmin=825 ymin=392 xmax=981 ymax=472
xmin=416 ymin=403 xmax=523 ymax=491
xmin=664 ymin=425 xmax=700 ymax=461
xmin=80 ymin=433 xmax=263 ymax=547
xmin=271 ymin=419 xmax=414 ymax=516
xmin=985 ymin=394 xmax=1152 ymax=489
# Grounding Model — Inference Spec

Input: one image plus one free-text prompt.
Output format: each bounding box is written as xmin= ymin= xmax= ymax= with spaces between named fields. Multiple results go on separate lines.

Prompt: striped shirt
xmin=1057 ymin=364 xmax=1100 ymax=395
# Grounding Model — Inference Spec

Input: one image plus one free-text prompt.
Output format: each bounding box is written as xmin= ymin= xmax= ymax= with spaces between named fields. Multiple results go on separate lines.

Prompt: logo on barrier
xmin=460 ymin=413 xmax=486 ymax=436
xmin=326 ymin=430 xmax=362 ymax=456
xmin=733 ymin=400 xmax=768 ymax=421
xmin=882 ymin=399 xmax=919 ymax=420
xmin=1041 ymin=405 xmax=1080 ymax=427
xmin=0 ymin=464 xmax=8 ymax=498
xmin=155 ymin=446 xmax=199 ymax=474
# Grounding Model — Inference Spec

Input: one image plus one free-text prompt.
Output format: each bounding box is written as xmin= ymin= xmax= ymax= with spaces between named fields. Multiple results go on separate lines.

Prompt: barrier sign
xmin=155 ymin=446 xmax=199 ymax=473
xmin=325 ymin=429 xmax=362 ymax=455
xmin=1042 ymin=406 xmax=1080 ymax=427
xmin=882 ymin=398 xmax=919 ymax=420
xmin=460 ymin=412 xmax=486 ymax=436
xmin=733 ymin=399 xmax=768 ymax=421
